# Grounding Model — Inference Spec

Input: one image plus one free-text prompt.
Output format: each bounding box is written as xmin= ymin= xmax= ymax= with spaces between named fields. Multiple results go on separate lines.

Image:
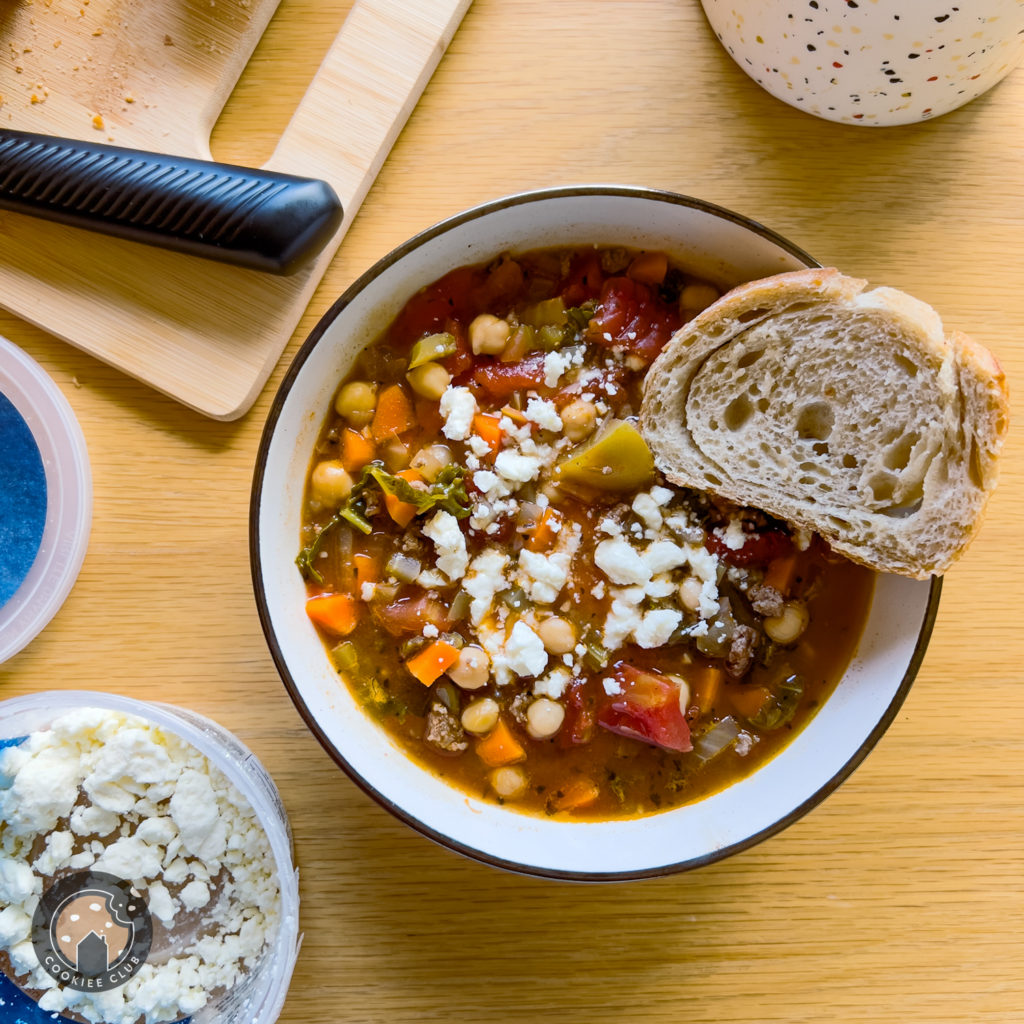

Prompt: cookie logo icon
xmin=32 ymin=871 xmax=152 ymax=992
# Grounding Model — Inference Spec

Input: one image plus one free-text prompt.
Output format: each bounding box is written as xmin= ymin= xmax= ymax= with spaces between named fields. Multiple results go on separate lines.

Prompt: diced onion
xmin=691 ymin=716 xmax=741 ymax=764
xmin=386 ymin=553 xmax=422 ymax=583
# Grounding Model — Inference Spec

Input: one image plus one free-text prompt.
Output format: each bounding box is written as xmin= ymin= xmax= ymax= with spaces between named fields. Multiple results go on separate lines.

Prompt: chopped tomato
xmin=559 ymin=681 xmax=597 ymax=748
xmin=597 ymin=662 xmax=692 ymax=752
xmin=470 ymin=351 xmax=548 ymax=399
xmin=705 ymin=526 xmax=794 ymax=568
xmin=388 ymin=266 xmax=482 ymax=349
xmin=442 ymin=318 xmax=474 ymax=379
xmin=587 ymin=276 xmax=680 ymax=365
xmin=559 ymin=249 xmax=605 ymax=306
xmin=370 ymin=594 xmax=450 ymax=637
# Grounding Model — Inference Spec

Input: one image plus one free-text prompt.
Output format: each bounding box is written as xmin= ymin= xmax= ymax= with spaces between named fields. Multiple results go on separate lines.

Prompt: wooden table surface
xmin=2 ymin=2 xmax=1022 ymax=1022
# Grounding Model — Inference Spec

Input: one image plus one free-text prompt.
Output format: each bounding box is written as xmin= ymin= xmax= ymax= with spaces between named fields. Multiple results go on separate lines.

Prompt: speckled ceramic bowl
xmin=701 ymin=0 xmax=1024 ymax=126
xmin=251 ymin=186 xmax=940 ymax=880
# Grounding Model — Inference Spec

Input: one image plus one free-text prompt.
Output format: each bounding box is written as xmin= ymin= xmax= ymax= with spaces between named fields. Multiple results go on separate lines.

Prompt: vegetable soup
xmin=297 ymin=246 xmax=875 ymax=819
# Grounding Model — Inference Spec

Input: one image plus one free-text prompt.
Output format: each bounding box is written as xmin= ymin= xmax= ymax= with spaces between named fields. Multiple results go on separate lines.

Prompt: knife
xmin=0 ymin=129 xmax=344 ymax=275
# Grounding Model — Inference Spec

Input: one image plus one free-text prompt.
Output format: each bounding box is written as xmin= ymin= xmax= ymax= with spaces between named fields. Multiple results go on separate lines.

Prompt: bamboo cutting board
xmin=0 ymin=0 xmax=471 ymax=420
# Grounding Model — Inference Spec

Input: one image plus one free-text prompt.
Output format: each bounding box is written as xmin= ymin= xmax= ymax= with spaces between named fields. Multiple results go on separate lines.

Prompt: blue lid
xmin=0 ymin=338 xmax=91 ymax=662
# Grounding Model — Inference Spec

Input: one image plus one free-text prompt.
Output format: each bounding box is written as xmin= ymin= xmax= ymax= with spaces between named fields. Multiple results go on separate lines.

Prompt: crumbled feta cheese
xmin=720 ymin=517 xmax=747 ymax=551
xmin=472 ymin=469 xmax=511 ymax=501
xmin=360 ymin=581 xmax=376 ymax=601
xmin=650 ymin=485 xmax=675 ymax=506
xmin=422 ymin=623 xmax=440 ymax=638
xmin=504 ymin=620 xmax=549 ymax=677
xmin=423 ymin=510 xmax=469 ymax=581
xmin=631 ymin=492 xmax=663 ymax=531
xmin=591 ymin=580 xmax=606 ymax=600
xmin=543 ymin=349 xmax=571 ymax=388
xmin=534 ymin=666 xmax=572 ymax=699
xmin=686 ymin=544 xmax=720 ymax=583
xmin=467 ymin=434 xmax=493 ymax=458
xmin=524 ymin=397 xmax=563 ymax=432
xmin=417 ymin=568 xmax=448 ymax=589
xmin=603 ymin=677 xmax=624 ymax=696
xmin=463 ymin=548 xmax=510 ymax=624
xmin=598 ymin=518 xmax=622 ymax=537
xmin=494 ymin=450 xmax=542 ymax=484
xmin=645 ymin=574 xmax=677 ymax=599
xmin=439 ymin=386 xmax=478 ymax=441
xmin=595 ymin=538 xmax=651 ymax=586
xmin=603 ymin=594 xmax=645 ymax=650
xmin=642 ymin=540 xmax=689 ymax=575
xmin=518 ymin=549 xmax=571 ymax=605
xmin=633 ymin=608 xmax=683 ymax=648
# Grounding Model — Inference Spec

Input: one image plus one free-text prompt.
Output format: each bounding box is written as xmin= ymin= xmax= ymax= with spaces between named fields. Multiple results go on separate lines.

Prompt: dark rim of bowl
xmin=250 ymin=184 xmax=942 ymax=882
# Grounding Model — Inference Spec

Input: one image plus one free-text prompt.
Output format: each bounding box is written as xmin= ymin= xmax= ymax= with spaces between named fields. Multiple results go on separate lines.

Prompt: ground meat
xmin=726 ymin=625 xmax=759 ymax=678
xmin=748 ymin=583 xmax=785 ymax=618
xmin=508 ymin=692 xmax=531 ymax=727
xmin=424 ymin=703 xmax=468 ymax=753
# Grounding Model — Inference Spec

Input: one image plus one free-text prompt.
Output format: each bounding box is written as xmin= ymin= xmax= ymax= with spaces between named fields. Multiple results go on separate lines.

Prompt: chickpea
xmin=447 ymin=645 xmax=490 ymax=690
xmin=461 ymin=697 xmax=500 ymax=735
xmin=526 ymin=698 xmax=565 ymax=740
xmin=469 ymin=313 xmax=511 ymax=355
xmin=678 ymin=576 xmax=704 ymax=613
xmin=406 ymin=362 xmax=452 ymax=401
xmin=764 ymin=601 xmax=809 ymax=644
xmin=335 ymin=381 xmax=377 ymax=427
xmin=310 ymin=459 xmax=353 ymax=506
xmin=537 ymin=616 xmax=576 ymax=655
xmin=410 ymin=443 xmax=453 ymax=483
xmin=489 ymin=765 xmax=528 ymax=799
xmin=680 ymin=282 xmax=720 ymax=315
xmin=560 ymin=399 xmax=598 ymax=442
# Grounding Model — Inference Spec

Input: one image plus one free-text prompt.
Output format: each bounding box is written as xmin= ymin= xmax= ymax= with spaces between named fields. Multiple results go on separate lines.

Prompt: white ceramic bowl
xmin=251 ymin=186 xmax=939 ymax=880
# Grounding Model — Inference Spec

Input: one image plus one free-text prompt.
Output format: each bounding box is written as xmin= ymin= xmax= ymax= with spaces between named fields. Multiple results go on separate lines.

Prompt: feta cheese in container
xmin=0 ymin=691 xmax=299 ymax=1024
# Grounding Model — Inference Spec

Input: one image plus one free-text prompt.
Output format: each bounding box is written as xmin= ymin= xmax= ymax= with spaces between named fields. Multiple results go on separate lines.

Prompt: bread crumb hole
xmin=812 ymin=442 xmax=829 ymax=456
xmin=883 ymin=433 xmax=918 ymax=471
xmin=868 ymin=472 xmax=896 ymax=503
xmin=756 ymin=398 xmax=769 ymax=413
xmin=796 ymin=401 xmax=834 ymax=441
xmin=737 ymin=348 xmax=765 ymax=368
xmin=894 ymin=353 xmax=918 ymax=377
xmin=724 ymin=395 xmax=753 ymax=431
xmin=842 ymin=453 xmax=858 ymax=468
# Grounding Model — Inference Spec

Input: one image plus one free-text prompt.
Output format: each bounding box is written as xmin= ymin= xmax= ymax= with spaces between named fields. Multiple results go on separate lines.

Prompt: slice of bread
xmin=639 ymin=268 xmax=1009 ymax=578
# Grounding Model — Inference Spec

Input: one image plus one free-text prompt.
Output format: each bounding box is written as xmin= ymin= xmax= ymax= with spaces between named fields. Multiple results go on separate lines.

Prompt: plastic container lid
xmin=0 ymin=337 xmax=92 ymax=663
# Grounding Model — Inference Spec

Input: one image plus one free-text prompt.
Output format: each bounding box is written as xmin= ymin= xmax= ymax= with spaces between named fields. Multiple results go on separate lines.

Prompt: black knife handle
xmin=0 ymin=129 xmax=344 ymax=275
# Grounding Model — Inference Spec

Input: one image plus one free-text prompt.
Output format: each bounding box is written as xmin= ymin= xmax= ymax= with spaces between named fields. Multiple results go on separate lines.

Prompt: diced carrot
xmin=371 ymin=383 xmax=416 ymax=442
xmin=729 ymin=684 xmax=772 ymax=720
xmin=405 ymin=639 xmax=461 ymax=686
xmin=551 ymin=778 xmax=600 ymax=812
xmin=527 ymin=507 xmax=562 ymax=552
xmin=475 ymin=717 xmax=527 ymax=767
xmin=763 ymin=552 xmax=799 ymax=596
xmin=383 ymin=468 xmax=423 ymax=528
xmin=689 ymin=665 xmax=724 ymax=715
xmin=626 ymin=251 xmax=668 ymax=286
xmin=342 ymin=428 xmax=376 ymax=472
xmin=472 ymin=413 xmax=504 ymax=454
xmin=305 ymin=594 xmax=360 ymax=636
xmin=353 ymin=552 xmax=380 ymax=590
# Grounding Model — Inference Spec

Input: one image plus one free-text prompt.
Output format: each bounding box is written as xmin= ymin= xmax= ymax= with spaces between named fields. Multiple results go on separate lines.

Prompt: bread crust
xmin=639 ymin=268 xmax=1010 ymax=578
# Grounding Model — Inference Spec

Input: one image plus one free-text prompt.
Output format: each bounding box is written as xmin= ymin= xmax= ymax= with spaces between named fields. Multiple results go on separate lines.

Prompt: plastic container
xmin=0 ymin=338 xmax=92 ymax=663
xmin=0 ymin=691 xmax=301 ymax=1024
